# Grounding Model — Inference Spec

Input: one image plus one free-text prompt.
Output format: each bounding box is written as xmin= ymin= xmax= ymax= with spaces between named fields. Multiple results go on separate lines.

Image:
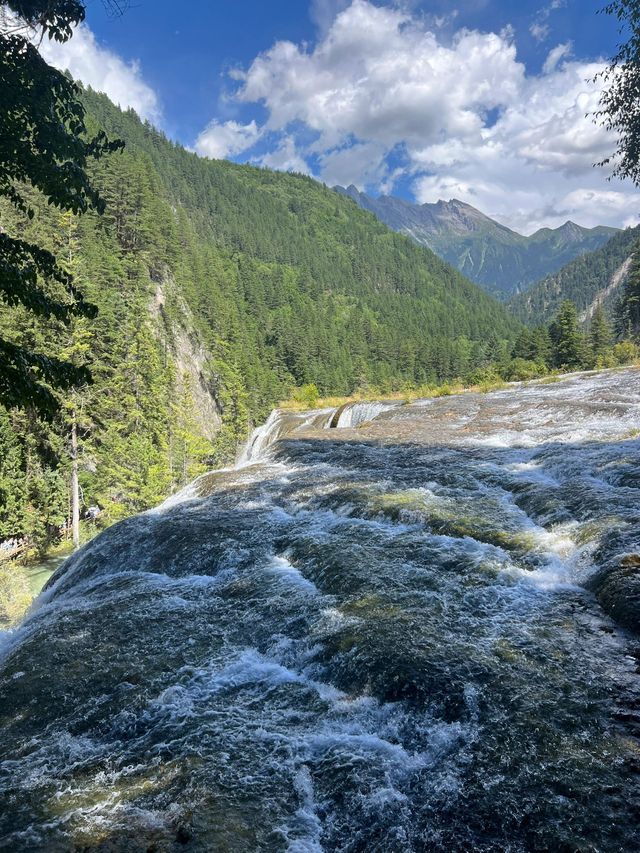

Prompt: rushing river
xmin=1 ymin=369 xmax=639 ymax=852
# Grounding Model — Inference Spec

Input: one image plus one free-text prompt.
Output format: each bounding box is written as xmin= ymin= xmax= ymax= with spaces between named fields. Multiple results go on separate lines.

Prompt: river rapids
xmin=1 ymin=369 xmax=640 ymax=852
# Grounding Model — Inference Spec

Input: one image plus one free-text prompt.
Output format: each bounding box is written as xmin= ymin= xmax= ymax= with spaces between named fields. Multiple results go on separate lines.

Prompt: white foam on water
xmin=268 ymin=556 xmax=320 ymax=595
xmin=282 ymin=766 xmax=324 ymax=853
xmin=154 ymin=478 xmax=202 ymax=511
xmin=507 ymin=460 xmax=560 ymax=487
xmin=4 ymin=368 xmax=640 ymax=849
xmin=238 ymin=408 xmax=336 ymax=466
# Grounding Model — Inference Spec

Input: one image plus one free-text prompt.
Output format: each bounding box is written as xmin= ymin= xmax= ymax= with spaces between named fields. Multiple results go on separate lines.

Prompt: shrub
xmin=612 ymin=341 xmax=639 ymax=365
xmin=0 ymin=565 xmax=32 ymax=629
xmin=594 ymin=350 xmax=619 ymax=369
xmin=432 ymin=384 xmax=452 ymax=397
xmin=293 ymin=383 xmax=320 ymax=408
xmin=501 ymin=358 xmax=545 ymax=382
xmin=467 ymin=367 xmax=502 ymax=386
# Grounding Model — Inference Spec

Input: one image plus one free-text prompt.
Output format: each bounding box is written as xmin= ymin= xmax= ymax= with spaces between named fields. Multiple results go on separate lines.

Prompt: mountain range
xmin=508 ymin=224 xmax=640 ymax=326
xmin=335 ymin=185 xmax=618 ymax=299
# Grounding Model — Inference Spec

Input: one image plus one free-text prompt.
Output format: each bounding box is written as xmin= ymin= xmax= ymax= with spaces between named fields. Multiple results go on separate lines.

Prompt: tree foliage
xmin=596 ymin=0 xmax=640 ymax=183
xmin=509 ymin=225 xmax=640 ymax=326
xmin=549 ymin=301 xmax=586 ymax=369
xmin=4 ymin=90 xmax=637 ymax=555
xmin=590 ymin=305 xmax=613 ymax=357
xmin=616 ymin=242 xmax=640 ymax=337
xmin=0 ymin=0 xmax=122 ymax=413
xmin=0 ymin=88 xmax=523 ymax=549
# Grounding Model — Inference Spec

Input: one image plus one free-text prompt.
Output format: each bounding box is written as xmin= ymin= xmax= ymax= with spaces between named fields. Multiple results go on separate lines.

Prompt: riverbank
xmin=279 ymin=361 xmax=640 ymax=412
xmin=0 ymin=544 xmax=73 ymax=629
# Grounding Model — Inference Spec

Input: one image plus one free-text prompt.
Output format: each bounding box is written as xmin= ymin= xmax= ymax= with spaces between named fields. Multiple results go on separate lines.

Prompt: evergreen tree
xmin=0 ymin=1 xmax=122 ymax=412
xmin=549 ymin=301 xmax=586 ymax=369
xmin=0 ymin=86 xmax=523 ymax=552
xmin=0 ymin=408 xmax=26 ymax=539
xmin=589 ymin=305 xmax=613 ymax=362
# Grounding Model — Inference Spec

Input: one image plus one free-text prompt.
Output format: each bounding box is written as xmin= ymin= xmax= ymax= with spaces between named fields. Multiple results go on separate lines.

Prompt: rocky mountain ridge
xmin=335 ymin=185 xmax=618 ymax=298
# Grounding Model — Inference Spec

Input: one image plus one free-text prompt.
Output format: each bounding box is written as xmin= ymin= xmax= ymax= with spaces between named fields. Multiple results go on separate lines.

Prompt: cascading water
xmin=237 ymin=408 xmax=336 ymax=466
xmin=1 ymin=369 xmax=639 ymax=852
xmin=236 ymin=400 xmax=395 ymax=466
xmin=332 ymin=400 xmax=398 ymax=429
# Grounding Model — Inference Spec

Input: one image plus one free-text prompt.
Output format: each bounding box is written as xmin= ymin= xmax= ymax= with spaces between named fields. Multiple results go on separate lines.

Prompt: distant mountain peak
xmin=334 ymin=185 xmax=619 ymax=298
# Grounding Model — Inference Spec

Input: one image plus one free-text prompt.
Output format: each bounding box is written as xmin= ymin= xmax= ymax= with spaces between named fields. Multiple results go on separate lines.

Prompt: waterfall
xmin=332 ymin=400 xmax=397 ymax=429
xmin=2 ymin=368 xmax=640 ymax=852
xmin=237 ymin=407 xmax=336 ymax=465
xmin=238 ymin=400 xmax=398 ymax=465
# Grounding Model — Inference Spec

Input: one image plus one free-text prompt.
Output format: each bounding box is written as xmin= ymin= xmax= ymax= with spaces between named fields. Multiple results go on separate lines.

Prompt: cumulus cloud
xmin=411 ymin=59 xmax=629 ymax=232
xmin=38 ymin=23 xmax=160 ymax=123
xmin=238 ymin=2 xmax=524 ymax=153
xmin=310 ymin=0 xmax=351 ymax=33
xmin=197 ymin=0 xmax=639 ymax=232
xmin=318 ymin=141 xmax=389 ymax=189
xmin=195 ymin=120 xmax=262 ymax=159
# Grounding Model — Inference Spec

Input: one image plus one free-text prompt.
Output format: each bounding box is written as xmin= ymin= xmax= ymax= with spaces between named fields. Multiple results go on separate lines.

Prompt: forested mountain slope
xmin=85 ymin=91 xmax=518 ymax=398
xmin=335 ymin=185 xmax=617 ymax=298
xmin=0 ymin=87 xmax=519 ymax=545
xmin=508 ymin=226 xmax=640 ymax=326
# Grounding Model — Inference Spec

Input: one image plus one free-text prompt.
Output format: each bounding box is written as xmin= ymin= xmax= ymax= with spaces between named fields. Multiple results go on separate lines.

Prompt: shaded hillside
xmin=335 ymin=185 xmax=617 ymax=298
xmin=508 ymin=226 xmax=640 ymax=326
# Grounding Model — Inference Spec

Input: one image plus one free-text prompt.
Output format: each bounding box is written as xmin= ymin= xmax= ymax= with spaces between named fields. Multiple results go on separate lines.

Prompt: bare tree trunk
xmin=71 ymin=413 xmax=80 ymax=550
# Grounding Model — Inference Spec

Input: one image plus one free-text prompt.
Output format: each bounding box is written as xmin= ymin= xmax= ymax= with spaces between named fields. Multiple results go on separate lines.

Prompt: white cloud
xmin=410 ymin=59 xmax=634 ymax=232
xmin=530 ymin=22 xmax=549 ymax=42
xmin=543 ymin=41 xmax=572 ymax=74
xmin=530 ymin=0 xmax=566 ymax=44
xmin=318 ymin=141 xmax=389 ymax=188
xmin=310 ymin=0 xmax=351 ymax=33
xmin=238 ymin=2 xmax=524 ymax=154
xmin=257 ymin=136 xmax=311 ymax=173
xmin=38 ymin=23 xmax=160 ymax=123
xmin=197 ymin=0 xmax=639 ymax=232
xmin=195 ymin=120 xmax=262 ymax=159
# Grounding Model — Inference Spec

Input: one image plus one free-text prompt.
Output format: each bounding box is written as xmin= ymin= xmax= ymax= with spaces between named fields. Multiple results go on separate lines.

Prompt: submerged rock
xmin=589 ymin=554 xmax=640 ymax=632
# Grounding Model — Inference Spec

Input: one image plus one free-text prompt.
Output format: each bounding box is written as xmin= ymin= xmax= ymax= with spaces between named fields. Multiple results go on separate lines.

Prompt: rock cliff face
xmin=151 ymin=280 xmax=222 ymax=442
xmin=335 ymin=185 xmax=618 ymax=298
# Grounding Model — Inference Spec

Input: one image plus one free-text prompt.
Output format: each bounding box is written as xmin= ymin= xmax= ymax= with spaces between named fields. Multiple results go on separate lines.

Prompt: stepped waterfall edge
xmin=1 ymin=369 xmax=639 ymax=852
xmin=236 ymin=399 xmax=401 ymax=467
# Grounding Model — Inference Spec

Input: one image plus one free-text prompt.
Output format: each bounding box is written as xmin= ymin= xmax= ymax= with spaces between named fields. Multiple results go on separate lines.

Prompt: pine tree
xmin=0 ymin=1 xmax=122 ymax=412
xmin=549 ymin=301 xmax=586 ymax=369
xmin=0 ymin=408 xmax=26 ymax=539
xmin=589 ymin=305 xmax=613 ymax=363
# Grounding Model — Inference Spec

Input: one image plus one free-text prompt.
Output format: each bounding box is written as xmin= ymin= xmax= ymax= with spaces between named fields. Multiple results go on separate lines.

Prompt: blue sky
xmin=39 ymin=1 xmax=639 ymax=233
xmin=83 ymin=0 xmax=620 ymax=144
